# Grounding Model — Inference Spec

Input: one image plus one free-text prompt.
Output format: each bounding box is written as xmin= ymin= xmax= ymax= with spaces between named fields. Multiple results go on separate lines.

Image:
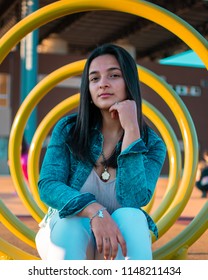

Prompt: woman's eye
xmin=90 ymin=76 xmax=99 ymax=82
xmin=110 ymin=73 xmax=120 ymax=78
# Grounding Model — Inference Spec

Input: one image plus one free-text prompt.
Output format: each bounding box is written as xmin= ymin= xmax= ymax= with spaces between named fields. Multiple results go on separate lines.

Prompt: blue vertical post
xmin=20 ymin=0 xmax=39 ymax=144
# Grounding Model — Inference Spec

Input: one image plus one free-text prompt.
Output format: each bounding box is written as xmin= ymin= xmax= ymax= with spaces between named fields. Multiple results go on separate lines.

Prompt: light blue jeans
xmin=35 ymin=207 xmax=152 ymax=260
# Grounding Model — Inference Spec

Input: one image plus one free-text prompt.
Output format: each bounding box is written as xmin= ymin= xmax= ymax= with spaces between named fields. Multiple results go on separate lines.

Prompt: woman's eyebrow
xmin=89 ymin=67 xmax=121 ymax=76
xmin=89 ymin=70 xmax=98 ymax=76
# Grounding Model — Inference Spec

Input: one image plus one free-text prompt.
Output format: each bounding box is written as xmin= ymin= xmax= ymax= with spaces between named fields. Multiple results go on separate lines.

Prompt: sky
xmin=159 ymin=50 xmax=205 ymax=68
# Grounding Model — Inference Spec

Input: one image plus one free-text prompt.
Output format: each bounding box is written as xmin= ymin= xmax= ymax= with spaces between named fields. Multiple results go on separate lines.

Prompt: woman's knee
xmin=112 ymin=207 xmax=147 ymax=225
xmin=111 ymin=207 xmax=150 ymax=240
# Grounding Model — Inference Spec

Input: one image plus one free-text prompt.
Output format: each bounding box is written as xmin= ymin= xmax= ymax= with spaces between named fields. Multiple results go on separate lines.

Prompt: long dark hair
xmin=68 ymin=43 xmax=148 ymax=162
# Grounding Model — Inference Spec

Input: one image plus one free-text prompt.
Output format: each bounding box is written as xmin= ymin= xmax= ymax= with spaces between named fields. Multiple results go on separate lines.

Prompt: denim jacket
xmin=38 ymin=113 xmax=166 ymax=238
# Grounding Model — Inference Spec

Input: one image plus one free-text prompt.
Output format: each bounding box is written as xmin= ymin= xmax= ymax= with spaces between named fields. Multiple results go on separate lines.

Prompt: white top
xmin=80 ymin=169 xmax=121 ymax=214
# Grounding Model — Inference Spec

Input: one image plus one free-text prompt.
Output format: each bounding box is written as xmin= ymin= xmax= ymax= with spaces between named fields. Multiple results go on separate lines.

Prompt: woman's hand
xmin=90 ymin=209 xmax=127 ymax=260
xmin=109 ymin=100 xmax=141 ymax=151
xmin=109 ymin=100 xmax=138 ymax=131
xmin=78 ymin=203 xmax=127 ymax=260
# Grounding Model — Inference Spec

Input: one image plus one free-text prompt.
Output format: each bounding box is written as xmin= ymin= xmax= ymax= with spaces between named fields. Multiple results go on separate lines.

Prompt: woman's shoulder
xmin=54 ymin=113 xmax=78 ymax=131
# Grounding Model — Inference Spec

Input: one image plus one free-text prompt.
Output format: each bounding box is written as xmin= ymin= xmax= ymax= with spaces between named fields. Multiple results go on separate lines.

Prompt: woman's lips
xmin=99 ymin=93 xmax=113 ymax=97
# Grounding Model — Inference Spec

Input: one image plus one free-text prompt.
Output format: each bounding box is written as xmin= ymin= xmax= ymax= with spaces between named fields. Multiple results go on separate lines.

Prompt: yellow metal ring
xmin=0 ymin=0 xmax=207 ymax=67
xmin=0 ymin=0 xmax=205 ymax=259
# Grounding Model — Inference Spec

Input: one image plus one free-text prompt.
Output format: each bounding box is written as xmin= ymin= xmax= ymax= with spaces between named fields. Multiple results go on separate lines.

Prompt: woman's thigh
xmin=111 ymin=207 xmax=152 ymax=260
xmin=35 ymin=213 xmax=95 ymax=260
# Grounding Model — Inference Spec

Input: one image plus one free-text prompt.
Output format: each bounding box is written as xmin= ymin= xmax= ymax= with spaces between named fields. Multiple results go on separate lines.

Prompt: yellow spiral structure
xmin=0 ymin=0 xmax=207 ymax=260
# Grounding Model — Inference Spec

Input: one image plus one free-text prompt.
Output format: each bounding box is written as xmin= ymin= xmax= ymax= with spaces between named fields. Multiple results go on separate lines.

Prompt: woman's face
xmin=88 ymin=54 xmax=127 ymax=110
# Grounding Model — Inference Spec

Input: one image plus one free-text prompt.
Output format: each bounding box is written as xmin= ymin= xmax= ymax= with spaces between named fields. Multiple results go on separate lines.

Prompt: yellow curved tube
xmin=28 ymin=94 xmax=80 ymax=212
xmin=142 ymin=100 xmax=182 ymax=220
xmin=153 ymin=201 xmax=208 ymax=259
xmin=0 ymin=200 xmax=36 ymax=248
xmin=139 ymin=66 xmax=198 ymax=241
xmin=0 ymin=236 xmax=39 ymax=260
xmin=8 ymin=61 xmax=85 ymax=222
xmin=0 ymin=0 xmax=207 ymax=68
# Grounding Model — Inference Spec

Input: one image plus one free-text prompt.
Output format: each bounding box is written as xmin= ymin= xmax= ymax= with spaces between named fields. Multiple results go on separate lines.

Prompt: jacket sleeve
xmin=38 ymin=116 xmax=96 ymax=218
xmin=116 ymin=128 xmax=166 ymax=208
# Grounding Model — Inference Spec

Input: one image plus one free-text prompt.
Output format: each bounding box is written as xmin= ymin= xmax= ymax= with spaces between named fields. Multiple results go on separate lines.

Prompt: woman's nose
xmin=99 ymin=84 xmax=109 ymax=89
xmin=99 ymin=77 xmax=110 ymax=89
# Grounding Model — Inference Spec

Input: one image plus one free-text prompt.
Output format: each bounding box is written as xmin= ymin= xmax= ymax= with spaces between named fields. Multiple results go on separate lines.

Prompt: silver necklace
xmin=100 ymin=150 xmax=111 ymax=182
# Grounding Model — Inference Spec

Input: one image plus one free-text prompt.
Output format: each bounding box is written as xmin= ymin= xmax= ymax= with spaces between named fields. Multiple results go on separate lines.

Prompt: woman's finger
xmin=118 ymin=234 xmax=127 ymax=258
xmin=95 ymin=235 xmax=103 ymax=254
xmin=109 ymin=237 xmax=119 ymax=260
xmin=103 ymin=237 xmax=111 ymax=260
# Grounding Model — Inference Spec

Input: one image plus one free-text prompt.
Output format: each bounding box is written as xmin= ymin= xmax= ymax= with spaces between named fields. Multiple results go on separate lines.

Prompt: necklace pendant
xmin=101 ymin=168 xmax=111 ymax=182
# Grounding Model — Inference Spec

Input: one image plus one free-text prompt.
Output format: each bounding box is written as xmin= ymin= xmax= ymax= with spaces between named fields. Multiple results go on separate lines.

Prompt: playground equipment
xmin=0 ymin=0 xmax=207 ymax=260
